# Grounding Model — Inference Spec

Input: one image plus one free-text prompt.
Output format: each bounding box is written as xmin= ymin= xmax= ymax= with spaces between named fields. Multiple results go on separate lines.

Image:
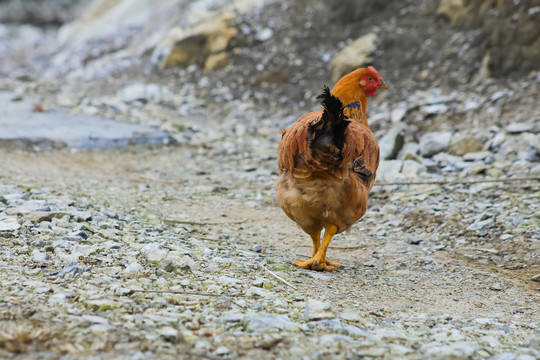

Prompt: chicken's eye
xmin=367 ymin=76 xmax=373 ymax=82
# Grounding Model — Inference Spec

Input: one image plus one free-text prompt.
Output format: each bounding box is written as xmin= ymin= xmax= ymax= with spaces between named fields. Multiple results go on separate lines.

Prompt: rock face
xmin=330 ymin=33 xmax=377 ymax=81
xmin=48 ymin=0 xmax=268 ymax=75
xmin=0 ymin=92 xmax=170 ymax=150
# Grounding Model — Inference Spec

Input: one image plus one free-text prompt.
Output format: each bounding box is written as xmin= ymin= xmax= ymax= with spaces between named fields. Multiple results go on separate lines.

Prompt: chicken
xmin=276 ymin=66 xmax=387 ymax=271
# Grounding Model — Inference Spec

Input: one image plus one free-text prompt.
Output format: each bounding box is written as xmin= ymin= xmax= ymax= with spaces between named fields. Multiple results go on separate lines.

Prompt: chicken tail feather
xmin=307 ymin=86 xmax=351 ymax=165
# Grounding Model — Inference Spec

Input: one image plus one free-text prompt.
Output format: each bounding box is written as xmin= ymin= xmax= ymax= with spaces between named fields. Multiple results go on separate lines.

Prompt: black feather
xmin=308 ymin=86 xmax=350 ymax=165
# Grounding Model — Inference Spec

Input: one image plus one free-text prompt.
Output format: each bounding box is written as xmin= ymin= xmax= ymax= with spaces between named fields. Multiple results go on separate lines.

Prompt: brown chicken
xmin=276 ymin=67 xmax=387 ymax=271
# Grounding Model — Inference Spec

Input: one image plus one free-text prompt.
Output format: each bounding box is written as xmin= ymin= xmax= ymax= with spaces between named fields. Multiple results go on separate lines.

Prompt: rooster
xmin=276 ymin=67 xmax=387 ymax=271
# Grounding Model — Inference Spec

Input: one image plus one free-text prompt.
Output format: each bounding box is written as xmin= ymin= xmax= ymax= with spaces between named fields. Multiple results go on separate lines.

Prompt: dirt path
xmin=3 ymin=147 xmax=538 ymax=328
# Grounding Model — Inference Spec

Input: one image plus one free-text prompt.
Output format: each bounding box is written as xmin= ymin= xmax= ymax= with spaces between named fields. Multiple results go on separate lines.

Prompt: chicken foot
xmin=292 ymin=225 xmax=341 ymax=271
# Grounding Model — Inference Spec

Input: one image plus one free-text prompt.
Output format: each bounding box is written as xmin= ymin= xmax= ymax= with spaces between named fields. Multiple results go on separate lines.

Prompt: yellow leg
xmin=292 ymin=225 xmax=341 ymax=271
xmin=293 ymin=232 xmax=320 ymax=268
xmin=310 ymin=232 xmax=320 ymax=257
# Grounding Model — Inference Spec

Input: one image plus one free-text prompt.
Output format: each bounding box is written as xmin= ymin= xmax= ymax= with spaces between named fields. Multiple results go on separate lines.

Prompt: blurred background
xmin=0 ymin=0 xmax=539 ymax=167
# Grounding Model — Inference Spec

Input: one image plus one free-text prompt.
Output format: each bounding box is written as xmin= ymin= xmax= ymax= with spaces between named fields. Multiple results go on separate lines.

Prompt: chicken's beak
xmin=378 ymin=80 xmax=388 ymax=90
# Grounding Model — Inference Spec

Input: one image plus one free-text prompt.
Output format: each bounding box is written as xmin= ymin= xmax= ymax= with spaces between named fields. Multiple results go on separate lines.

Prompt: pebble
xmin=252 ymin=244 xmax=262 ymax=252
xmin=246 ymin=314 xmax=301 ymax=332
xmin=0 ymin=217 xmax=20 ymax=231
xmin=256 ymin=28 xmax=274 ymax=42
xmin=304 ymin=299 xmax=335 ymax=321
xmin=407 ymin=236 xmax=423 ymax=245
xmin=505 ymin=123 xmax=533 ymax=134
xmin=422 ymin=341 xmax=478 ymax=359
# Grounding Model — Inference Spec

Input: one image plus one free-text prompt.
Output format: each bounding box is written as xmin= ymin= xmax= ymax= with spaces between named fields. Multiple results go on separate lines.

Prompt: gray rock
xmin=252 ymin=244 xmax=262 ymax=252
xmin=505 ymin=123 xmax=533 ymax=134
xmin=222 ymin=313 xmax=245 ymax=323
xmin=0 ymin=217 xmax=20 ymax=231
xmin=407 ymin=236 xmax=423 ymax=245
xmin=488 ymin=353 xmax=516 ymax=360
xmin=245 ymin=314 xmax=301 ymax=332
xmin=304 ymin=299 xmax=335 ymax=321
xmin=318 ymin=334 xmax=352 ymax=346
xmin=422 ymin=341 xmax=478 ymax=359
xmin=467 ymin=218 xmax=494 ymax=231
xmin=379 ymin=125 xmax=405 ymax=160
xmin=463 ymin=151 xmax=491 ymax=162
xmin=124 ymin=262 xmax=142 ymax=275
xmin=141 ymin=243 xmax=168 ymax=262
xmin=419 ymin=132 xmax=452 ymax=157
xmin=158 ymin=326 xmax=183 ymax=343
xmin=246 ymin=287 xmax=271 ymax=298
xmin=420 ymin=103 xmax=449 ymax=116
xmin=256 ymin=28 xmax=274 ymax=42
xmin=26 ymin=211 xmax=67 ymax=223
xmin=214 ymin=346 xmax=230 ymax=355
xmin=391 ymin=103 xmax=408 ymax=123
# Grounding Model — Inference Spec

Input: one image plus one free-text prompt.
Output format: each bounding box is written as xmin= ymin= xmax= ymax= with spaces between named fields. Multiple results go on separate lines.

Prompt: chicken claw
xmin=293 ymin=258 xmax=341 ymax=271
xmin=293 ymin=225 xmax=340 ymax=271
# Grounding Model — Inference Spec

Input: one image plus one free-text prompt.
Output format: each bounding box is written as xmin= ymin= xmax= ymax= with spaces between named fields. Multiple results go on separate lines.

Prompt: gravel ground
xmin=1 ymin=0 xmax=540 ymax=359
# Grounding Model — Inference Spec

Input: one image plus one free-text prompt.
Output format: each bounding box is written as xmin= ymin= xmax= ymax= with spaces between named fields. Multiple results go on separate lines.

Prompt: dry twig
xmin=164 ymin=218 xmax=247 ymax=226
xmin=130 ymin=289 xmax=247 ymax=297
xmin=375 ymin=177 xmax=540 ymax=187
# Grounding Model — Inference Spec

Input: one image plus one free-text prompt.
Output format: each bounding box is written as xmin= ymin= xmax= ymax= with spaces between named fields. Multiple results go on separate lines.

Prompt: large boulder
xmin=330 ymin=33 xmax=377 ymax=82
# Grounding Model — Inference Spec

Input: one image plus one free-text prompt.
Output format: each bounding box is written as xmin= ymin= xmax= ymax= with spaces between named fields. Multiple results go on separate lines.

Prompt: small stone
xmin=124 ymin=262 xmax=143 ymax=275
xmin=32 ymin=249 xmax=47 ymax=262
xmin=304 ymin=299 xmax=335 ymax=321
xmin=223 ymin=313 xmax=244 ymax=323
xmin=505 ymin=123 xmax=533 ymax=134
xmin=0 ymin=217 xmax=20 ymax=231
xmin=215 ymin=346 xmax=230 ymax=355
xmin=407 ymin=236 xmax=423 ymax=245
xmin=256 ymin=28 xmax=274 ymax=42
xmin=319 ymin=334 xmax=352 ymax=346
xmin=489 ymin=353 xmax=516 ymax=360
xmin=246 ymin=287 xmax=271 ymax=298
xmin=26 ymin=211 xmax=66 ymax=223
xmin=49 ymin=293 xmax=68 ymax=304
xmin=420 ymin=103 xmax=448 ymax=116
xmin=245 ymin=314 xmax=301 ymax=332
xmin=159 ymin=326 xmax=183 ymax=343
xmin=141 ymin=243 xmax=168 ymax=262
xmin=64 ymin=230 xmax=88 ymax=241
xmin=252 ymin=244 xmax=262 ymax=252
xmin=159 ymin=253 xmax=195 ymax=272
xmin=422 ymin=341 xmax=478 ymax=359
xmin=463 ymin=151 xmax=491 ymax=162
xmin=490 ymin=283 xmax=504 ymax=291
xmin=531 ymin=274 xmax=540 ymax=282
xmin=467 ymin=218 xmax=494 ymax=231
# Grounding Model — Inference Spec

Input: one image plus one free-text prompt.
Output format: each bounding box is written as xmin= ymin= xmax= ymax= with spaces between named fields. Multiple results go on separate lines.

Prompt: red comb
xmin=367 ymin=66 xmax=380 ymax=76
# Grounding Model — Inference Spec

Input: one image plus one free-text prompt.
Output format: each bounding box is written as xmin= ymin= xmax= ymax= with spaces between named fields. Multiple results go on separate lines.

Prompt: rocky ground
xmin=1 ymin=0 xmax=540 ymax=359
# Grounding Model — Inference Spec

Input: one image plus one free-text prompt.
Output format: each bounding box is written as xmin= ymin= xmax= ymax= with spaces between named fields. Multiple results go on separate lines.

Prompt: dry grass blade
xmin=261 ymin=265 xmax=298 ymax=290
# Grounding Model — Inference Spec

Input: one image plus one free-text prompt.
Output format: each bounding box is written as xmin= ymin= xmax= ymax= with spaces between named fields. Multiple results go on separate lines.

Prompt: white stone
xmin=304 ymin=299 xmax=335 ymax=321
xmin=419 ymin=132 xmax=452 ymax=157
xmin=0 ymin=217 xmax=20 ymax=231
